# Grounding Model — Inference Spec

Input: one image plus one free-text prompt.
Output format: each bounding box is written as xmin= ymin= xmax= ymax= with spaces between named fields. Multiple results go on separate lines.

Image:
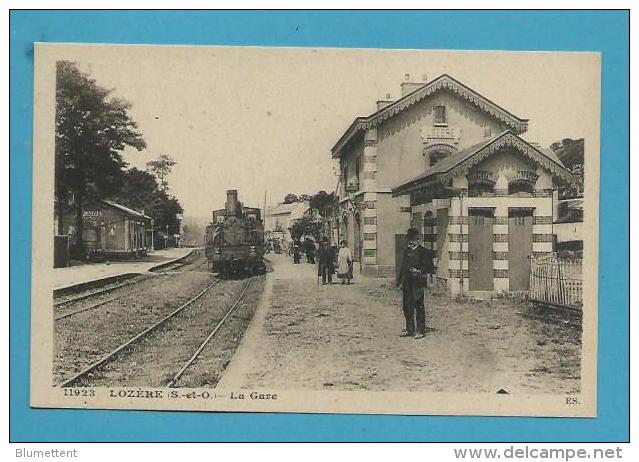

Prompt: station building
xmin=59 ymin=199 xmax=154 ymax=258
xmin=264 ymin=201 xmax=311 ymax=242
xmin=332 ymin=74 xmax=574 ymax=295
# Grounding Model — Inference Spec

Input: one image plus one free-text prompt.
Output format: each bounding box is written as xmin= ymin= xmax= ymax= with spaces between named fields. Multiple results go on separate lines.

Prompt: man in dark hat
xmin=396 ymin=227 xmax=435 ymax=339
xmin=317 ymin=236 xmax=334 ymax=285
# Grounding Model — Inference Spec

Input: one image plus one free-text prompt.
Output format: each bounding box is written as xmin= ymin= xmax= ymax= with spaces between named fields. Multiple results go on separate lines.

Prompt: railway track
xmin=53 ymin=274 xmax=155 ymax=309
xmin=58 ymin=278 xmax=223 ymax=388
xmin=167 ymin=280 xmax=251 ymax=387
xmin=158 ymin=257 xmax=209 ymax=273
xmin=54 ymin=253 xmax=211 ymax=321
xmin=54 ymin=250 xmax=203 ymax=308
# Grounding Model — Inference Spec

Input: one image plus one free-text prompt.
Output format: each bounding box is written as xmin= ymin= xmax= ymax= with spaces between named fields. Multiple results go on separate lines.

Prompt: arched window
xmin=467 ymin=170 xmax=497 ymax=197
xmin=423 ymin=143 xmax=457 ymax=169
xmin=429 ymin=150 xmax=449 ymax=167
xmin=508 ymin=171 xmax=539 ymax=196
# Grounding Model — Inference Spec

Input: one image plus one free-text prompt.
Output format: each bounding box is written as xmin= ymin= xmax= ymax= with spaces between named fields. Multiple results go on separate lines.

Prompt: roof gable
xmin=266 ymin=202 xmax=310 ymax=216
xmin=332 ymin=74 xmax=529 ymax=158
xmin=391 ymin=131 xmax=575 ymax=196
xmin=101 ymin=200 xmax=152 ymax=220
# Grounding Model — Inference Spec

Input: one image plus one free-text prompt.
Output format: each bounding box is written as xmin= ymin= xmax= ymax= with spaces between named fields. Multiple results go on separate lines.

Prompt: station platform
xmin=53 ymin=247 xmax=195 ymax=291
xmin=218 ymin=252 xmax=582 ymax=395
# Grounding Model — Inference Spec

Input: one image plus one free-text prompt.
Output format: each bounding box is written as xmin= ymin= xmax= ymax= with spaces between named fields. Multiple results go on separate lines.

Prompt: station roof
xmin=331 ymin=74 xmax=529 ymax=158
xmin=101 ymin=200 xmax=153 ymax=220
xmin=265 ymin=201 xmax=310 ymax=216
xmin=558 ymin=198 xmax=584 ymax=210
xmin=391 ymin=131 xmax=575 ymax=197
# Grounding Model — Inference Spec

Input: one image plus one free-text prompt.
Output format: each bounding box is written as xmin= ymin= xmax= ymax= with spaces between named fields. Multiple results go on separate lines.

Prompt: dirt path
xmin=219 ymin=254 xmax=581 ymax=395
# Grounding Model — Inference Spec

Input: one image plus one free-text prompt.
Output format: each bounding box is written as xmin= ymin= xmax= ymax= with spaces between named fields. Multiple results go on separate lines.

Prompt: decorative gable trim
xmin=442 ymin=132 xmax=572 ymax=184
xmin=392 ymin=131 xmax=576 ymax=197
xmin=332 ymin=74 xmax=529 ymax=158
xmin=467 ymin=170 xmax=498 ymax=187
xmin=424 ymin=143 xmax=458 ymax=157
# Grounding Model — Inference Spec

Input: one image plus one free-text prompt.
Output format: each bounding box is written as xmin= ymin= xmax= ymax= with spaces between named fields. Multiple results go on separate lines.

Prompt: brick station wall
xmin=412 ymin=194 xmax=555 ymax=295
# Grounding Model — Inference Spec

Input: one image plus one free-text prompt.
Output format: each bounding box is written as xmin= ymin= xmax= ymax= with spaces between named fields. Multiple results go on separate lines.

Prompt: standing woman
xmin=337 ymin=240 xmax=353 ymax=285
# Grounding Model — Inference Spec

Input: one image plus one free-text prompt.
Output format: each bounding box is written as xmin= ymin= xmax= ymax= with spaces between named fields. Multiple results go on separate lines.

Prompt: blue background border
xmin=9 ymin=10 xmax=629 ymax=442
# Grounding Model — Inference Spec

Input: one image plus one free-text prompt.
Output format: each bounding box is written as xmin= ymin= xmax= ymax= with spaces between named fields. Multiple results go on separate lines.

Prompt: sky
xmin=63 ymin=45 xmax=599 ymax=219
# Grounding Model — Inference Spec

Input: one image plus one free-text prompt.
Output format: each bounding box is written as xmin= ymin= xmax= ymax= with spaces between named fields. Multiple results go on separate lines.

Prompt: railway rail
xmin=159 ymin=256 xmax=209 ymax=273
xmin=167 ymin=280 xmax=251 ymax=387
xmin=54 ymin=252 xmax=211 ymax=321
xmin=57 ymin=271 xmax=253 ymax=388
xmin=53 ymin=249 xmax=202 ymax=308
xmin=57 ymin=278 xmax=222 ymax=388
xmin=53 ymin=274 xmax=155 ymax=309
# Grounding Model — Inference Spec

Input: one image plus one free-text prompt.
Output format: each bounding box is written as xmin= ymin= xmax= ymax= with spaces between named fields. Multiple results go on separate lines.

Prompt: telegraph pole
xmin=263 ymin=190 xmax=267 ymax=224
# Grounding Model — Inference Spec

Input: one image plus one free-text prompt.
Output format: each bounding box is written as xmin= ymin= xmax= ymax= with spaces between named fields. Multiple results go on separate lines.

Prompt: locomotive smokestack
xmin=226 ymin=189 xmax=239 ymax=216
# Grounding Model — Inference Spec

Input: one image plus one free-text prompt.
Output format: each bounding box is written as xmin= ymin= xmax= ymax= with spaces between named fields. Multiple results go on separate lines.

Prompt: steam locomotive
xmin=204 ymin=190 xmax=266 ymax=278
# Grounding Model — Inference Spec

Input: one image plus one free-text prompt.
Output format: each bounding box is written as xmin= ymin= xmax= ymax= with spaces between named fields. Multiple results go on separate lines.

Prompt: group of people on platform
xmin=291 ymin=236 xmax=354 ymax=285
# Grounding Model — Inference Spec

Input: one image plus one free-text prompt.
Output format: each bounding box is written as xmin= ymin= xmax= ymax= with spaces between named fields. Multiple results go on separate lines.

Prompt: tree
xmin=289 ymin=216 xmax=323 ymax=240
xmin=114 ymin=168 xmax=159 ymax=212
xmin=309 ymin=190 xmax=337 ymax=218
xmin=283 ymin=193 xmax=299 ymax=204
xmin=146 ymin=154 xmax=176 ymax=192
xmin=309 ymin=190 xmax=338 ymax=239
xmin=153 ymin=192 xmax=184 ymax=236
xmin=55 ymin=61 xmax=146 ymax=255
xmin=114 ymin=167 xmax=184 ymax=240
xmin=552 ymin=138 xmax=584 ymax=199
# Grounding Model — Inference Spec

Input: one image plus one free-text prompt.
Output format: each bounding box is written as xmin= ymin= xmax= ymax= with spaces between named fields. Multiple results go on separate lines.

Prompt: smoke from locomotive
xmin=204 ymin=190 xmax=266 ymax=277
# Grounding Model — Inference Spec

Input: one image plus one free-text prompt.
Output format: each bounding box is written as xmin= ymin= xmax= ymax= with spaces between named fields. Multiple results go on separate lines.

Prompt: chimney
xmin=376 ymin=92 xmax=393 ymax=111
xmin=226 ymin=189 xmax=239 ymax=216
xmin=401 ymin=73 xmax=427 ymax=97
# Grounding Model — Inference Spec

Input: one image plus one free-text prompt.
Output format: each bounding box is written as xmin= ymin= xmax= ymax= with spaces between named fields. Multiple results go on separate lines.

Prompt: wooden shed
xmin=60 ymin=200 xmax=154 ymax=258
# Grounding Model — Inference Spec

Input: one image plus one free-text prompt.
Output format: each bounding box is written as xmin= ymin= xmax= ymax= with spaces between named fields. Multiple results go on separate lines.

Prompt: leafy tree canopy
xmin=146 ymin=154 xmax=177 ymax=192
xmin=552 ymin=138 xmax=584 ymax=199
xmin=55 ymin=61 xmax=145 ymax=250
xmin=56 ymin=61 xmax=146 ymax=202
xmin=114 ymin=167 xmax=183 ymax=235
xmin=309 ymin=190 xmax=337 ymax=218
xmin=283 ymin=193 xmax=299 ymax=204
xmin=289 ymin=216 xmax=323 ymax=240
